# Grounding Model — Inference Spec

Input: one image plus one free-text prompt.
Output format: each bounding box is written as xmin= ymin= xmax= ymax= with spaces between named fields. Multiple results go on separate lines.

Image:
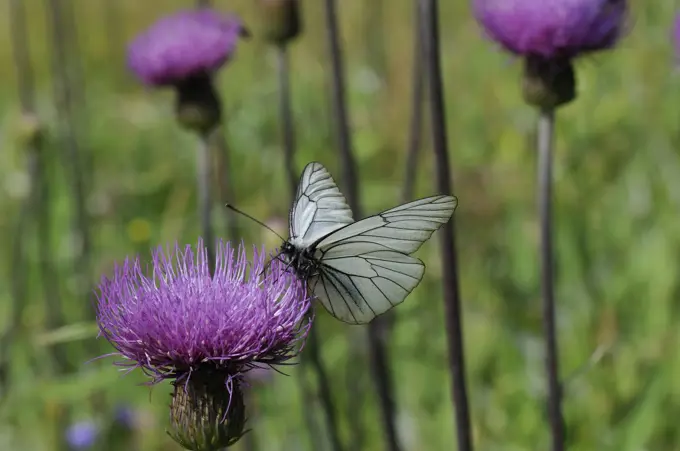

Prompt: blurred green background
xmin=1 ymin=1 xmax=679 ymax=450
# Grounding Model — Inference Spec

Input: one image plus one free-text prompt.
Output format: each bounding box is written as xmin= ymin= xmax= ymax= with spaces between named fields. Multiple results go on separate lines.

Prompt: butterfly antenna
xmin=225 ymin=203 xmax=286 ymax=241
xmin=261 ymin=255 xmax=280 ymax=277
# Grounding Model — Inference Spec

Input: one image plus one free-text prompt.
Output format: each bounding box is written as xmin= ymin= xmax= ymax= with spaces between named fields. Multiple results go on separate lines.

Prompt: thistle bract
xmin=473 ymin=0 xmax=628 ymax=59
xmin=168 ymin=369 xmax=247 ymax=450
xmin=257 ymin=0 xmax=301 ymax=44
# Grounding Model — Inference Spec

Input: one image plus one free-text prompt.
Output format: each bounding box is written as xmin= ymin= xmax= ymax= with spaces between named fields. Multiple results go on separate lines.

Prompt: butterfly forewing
xmin=309 ymin=194 xmax=456 ymax=324
xmin=289 ymin=162 xmax=353 ymax=247
xmin=314 ymin=195 xmax=457 ymax=255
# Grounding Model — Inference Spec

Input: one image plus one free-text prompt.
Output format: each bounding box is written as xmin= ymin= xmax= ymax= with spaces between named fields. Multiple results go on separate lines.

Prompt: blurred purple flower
xmin=65 ymin=421 xmax=98 ymax=450
xmin=96 ymin=240 xmax=311 ymax=381
xmin=127 ymin=9 xmax=247 ymax=86
xmin=473 ymin=0 xmax=628 ymax=58
xmin=113 ymin=405 xmax=136 ymax=429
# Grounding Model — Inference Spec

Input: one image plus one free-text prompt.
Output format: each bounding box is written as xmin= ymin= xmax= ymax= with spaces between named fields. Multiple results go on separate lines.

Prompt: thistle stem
xmin=103 ymin=0 xmax=122 ymax=81
xmin=367 ymin=325 xmax=400 ymax=451
xmin=376 ymin=0 xmax=427 ymax=394
xmin=197 ymin=134 xmax=216 ymax=275
xmin=46 ymin=0 xmax=94 ymax=326
xmin=3 ymin=198 xmax=29 ymax=382
xmin=274 ymin=38 xmax=339 ymax=450
xmin=365 ymin=0 xmax=387 ymax=81
xmin=59 ymin=0 xmax=86 ymax=111
xmin=10 ymin=0 xmax=35 ymax=122
xmin=308 ymin=326 xmax=343 ymax=451
xmin=403 ymin=0 xmax=426 ymax=204
xmin=213 ymin=130 xmax=239 ymax=242
xmin=418 ymin=0 xmax=473 ymax=449
xmin=297 ymin=373 xmax=324 ymax=450
xmin=2 ymin=0 xmax=34 ymax=389
xmin=322 ymin=1 xmax=400 ymax=449
xmin=537 ymin=108 xmax=564 ymax=451
xmin=36 ymin=142 xmax=65 ymax=355
xmin=322 ymin=0 xmax=360 ymax=209
xmin=277 ymin=44 xmax=297 ymax=193
xmin=14 ymin=0 xmax=65 ymax=367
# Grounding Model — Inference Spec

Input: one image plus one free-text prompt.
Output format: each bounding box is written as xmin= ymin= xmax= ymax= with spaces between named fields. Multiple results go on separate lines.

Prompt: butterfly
xmin=279 ymin=161 xmax=457 ymax=325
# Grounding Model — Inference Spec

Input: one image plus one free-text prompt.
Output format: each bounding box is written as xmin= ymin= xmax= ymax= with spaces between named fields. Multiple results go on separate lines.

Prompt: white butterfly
xmin=280 ymin=161 xmax=457 ymax=325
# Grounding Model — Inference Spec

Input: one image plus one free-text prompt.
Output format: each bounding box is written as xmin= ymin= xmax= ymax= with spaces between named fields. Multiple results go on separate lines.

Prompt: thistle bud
xmin=521 ymin=57 xmax=575 ymax=110
xmin=15 ymin=113 xmax=44 ymax=148
xmin=168 ymin=370 xmax=246 ymax=451
xmin=257 ymin=0 xmax=301 ymax=44
xmin=174 ymin=74 xmax=222 ymax=136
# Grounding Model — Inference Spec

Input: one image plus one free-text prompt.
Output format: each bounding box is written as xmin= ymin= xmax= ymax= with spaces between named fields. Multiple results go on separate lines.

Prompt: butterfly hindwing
xmin=309 ymin=246 xmax=425 ymax=324
xmin=308 ymin=194 xmax=457 ymax=324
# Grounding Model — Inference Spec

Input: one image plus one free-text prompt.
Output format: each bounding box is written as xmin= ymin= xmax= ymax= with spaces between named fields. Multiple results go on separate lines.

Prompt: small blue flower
xmin=65 ymin=421 xmax=98 ymax=450
xmin=113 ymin=405 xmax=136 ymax=430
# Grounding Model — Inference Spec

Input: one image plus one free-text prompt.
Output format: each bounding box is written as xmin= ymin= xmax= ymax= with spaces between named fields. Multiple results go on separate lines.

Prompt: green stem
xmin=198 ymin=133 xmax=216 ymax=275
xmin=537 ymin=108 xmax=565 ymax=451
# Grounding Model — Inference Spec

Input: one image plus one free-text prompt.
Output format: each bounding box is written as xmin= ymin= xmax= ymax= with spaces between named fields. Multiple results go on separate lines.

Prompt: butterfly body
xmin=282 ymin=162 xmax=457 ymax=325
xmin=280 ymin=241 xmax=319 ymax=281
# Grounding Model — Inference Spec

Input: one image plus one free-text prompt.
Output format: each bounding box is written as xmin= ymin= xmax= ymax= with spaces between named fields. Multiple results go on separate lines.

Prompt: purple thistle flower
xmin=65 ymin=421 xmax=98 ymax=450
xmin=96 ymin=240 xmax=311 ymax=380
xmin=473 ymin=0 xmax=628 ymax=59
xmin=126 ymin=9 xmax=250 ymax=134
xmin=474 ymin=0 xmax=628 ymax=108
xmin=127 ymin=9 xmax=247 ymax=86
xmin=96 ymin=240 xmax=311 ymax=449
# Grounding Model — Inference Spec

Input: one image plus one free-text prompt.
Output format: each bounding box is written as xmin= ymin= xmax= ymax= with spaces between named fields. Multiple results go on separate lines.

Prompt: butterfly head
xmin=280 ymin=240 xmax=318 ymax=281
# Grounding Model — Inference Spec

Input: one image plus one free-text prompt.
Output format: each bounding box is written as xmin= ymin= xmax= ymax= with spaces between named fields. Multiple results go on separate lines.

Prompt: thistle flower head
xmin=473 ymin=0 xmax=628 ymax=59
xmin=127 ymin=9 xmax=249 ymax=134
xmin=96 ymin=240 xmax=310 ymax=449
xmin=474 ymin=0 xmax=627 ymax=109
xmin=127 ymin=9 xmax=247 ymax=86
xmin=96 ymin=240 xmax=311 ymax=381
